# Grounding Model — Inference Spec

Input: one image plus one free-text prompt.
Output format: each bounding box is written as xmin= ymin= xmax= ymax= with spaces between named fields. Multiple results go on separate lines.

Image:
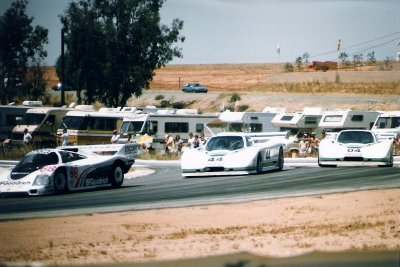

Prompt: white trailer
xmin=318 ymin=110 xmax=381 ymax=133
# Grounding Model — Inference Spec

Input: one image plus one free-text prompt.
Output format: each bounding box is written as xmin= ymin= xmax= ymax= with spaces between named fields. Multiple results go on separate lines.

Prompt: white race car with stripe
xmin=318 ymin=130 xmax=393 ymax=167
xmin=0 ymin=144 xmax=137 ymax=196
xmin=181 ymin=132 xmax=286 ymax=177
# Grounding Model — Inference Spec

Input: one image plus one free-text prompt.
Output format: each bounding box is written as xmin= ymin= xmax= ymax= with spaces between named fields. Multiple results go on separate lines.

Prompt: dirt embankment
xmin=0 ymin=189 xmax=399 ymax=265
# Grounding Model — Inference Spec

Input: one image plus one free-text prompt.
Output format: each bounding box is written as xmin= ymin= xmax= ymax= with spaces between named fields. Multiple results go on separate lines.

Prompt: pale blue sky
xmin=1 ymin=0 xmax=399 ymax=65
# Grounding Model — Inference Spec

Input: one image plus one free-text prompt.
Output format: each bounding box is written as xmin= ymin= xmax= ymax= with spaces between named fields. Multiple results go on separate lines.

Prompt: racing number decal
xmin=208 ymin=157 xmax=223 ymax=162
xmin=71 ymin=167 xmax=78 ymax=179
xmin=265 ymin=150 xmax=271 ymax=160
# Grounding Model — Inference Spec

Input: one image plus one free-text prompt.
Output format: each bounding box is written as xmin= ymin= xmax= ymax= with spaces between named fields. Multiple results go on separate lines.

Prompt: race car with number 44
xmin=181 ymin=132 xmax=286 ymax=177
xmin=0 ymin=144 xmax=137 ymax=196
xmin=318 ymin=130 xmax=393 ymax=167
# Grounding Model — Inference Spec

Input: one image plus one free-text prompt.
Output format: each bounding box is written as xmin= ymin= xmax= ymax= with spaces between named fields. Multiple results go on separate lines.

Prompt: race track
xmin=0 ymin=163 xmax=399 ymax=221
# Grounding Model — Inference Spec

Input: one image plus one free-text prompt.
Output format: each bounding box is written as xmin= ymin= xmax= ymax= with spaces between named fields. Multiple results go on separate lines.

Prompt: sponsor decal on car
xmin=40 ymin=165 xmax=57 ymax=173
xmin=0 ymin=181 xmax=30 ymax=186
xmin=84 ymin=177 xmax=109 ymax=186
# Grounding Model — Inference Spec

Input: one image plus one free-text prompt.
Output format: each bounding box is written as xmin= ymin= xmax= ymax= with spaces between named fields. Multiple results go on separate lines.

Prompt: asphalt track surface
xmin=0 ymin=160 xmax=399 ymax=221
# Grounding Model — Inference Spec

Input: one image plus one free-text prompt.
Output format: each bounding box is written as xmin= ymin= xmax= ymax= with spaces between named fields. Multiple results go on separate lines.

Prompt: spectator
xmin=23 ymin=128 xmax=32 ymax=145
xmin=187 ymin=132 xmax=195 ymax=148
xmin=299 ymin=134 xmax=309 ymax=158
xmin=193 ymin=135 xmax=200 ymax=148
xmin=165 ymin=133 xmax=175 ymax=153
xmin=175 ymin=134 xmax=184 ymax=153
xmin=308 ymin=134 xmax=320 ymax=157
xmin=199 ymin=132 xmax=207 ymax=147
xmin=393 ymin=134 xmax=400 ymax=156
xmin=111 ymin=129 xmax=120 ymax=144
xmin=61 ymin=129 xmax=69 ymax=146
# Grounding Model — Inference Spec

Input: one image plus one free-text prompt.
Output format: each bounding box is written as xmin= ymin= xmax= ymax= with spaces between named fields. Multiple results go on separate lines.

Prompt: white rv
xmin=272 ymin=107 xmax=325 ymax=139
xmin=318 ymin=110 xmax=380 ymax=133
xmin=0 ymin=101 xmax=43 ymax=141
xmin=12 ymin=107 xmax=72 ymax=147
xmin=216 ymin=111 xmax=280 ymax=133
xmin=119 ymin=110 xmax=219 ymax=150
xmin=371 ymin=111 xmax=400 ymax=139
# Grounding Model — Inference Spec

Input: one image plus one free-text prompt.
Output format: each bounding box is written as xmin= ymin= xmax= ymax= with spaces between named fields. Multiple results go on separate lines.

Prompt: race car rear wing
xmin=245 ymin=131 xmax=289 ymax=143
xmin=57 ymin=143 xmax=140 ymax=157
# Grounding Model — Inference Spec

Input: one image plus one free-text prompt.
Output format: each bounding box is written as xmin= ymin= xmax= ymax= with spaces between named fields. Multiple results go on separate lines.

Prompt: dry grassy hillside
xmin=44 ymin=63 xmax=400 ymax=112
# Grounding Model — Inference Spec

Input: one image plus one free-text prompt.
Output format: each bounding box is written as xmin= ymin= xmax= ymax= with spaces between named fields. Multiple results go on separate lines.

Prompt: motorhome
xmin=0 ymin=101 xmax=43 ymax=141
xmin=371 ymin=111 xmax=400 ymax=139
xmin=12 ymin=106 xmax=71 ymax=147
xmin=120 ymin=110 xmax=219 ymax=150
xmin=216 ymin=111 xmax=280 ymax=133
xmin=272 ymin=107 xmax=325 ymax=139
xmin=58 ymin=109 xmax=131 ymax=145
xmin=318 ymin=110 xmax=380 ymax=133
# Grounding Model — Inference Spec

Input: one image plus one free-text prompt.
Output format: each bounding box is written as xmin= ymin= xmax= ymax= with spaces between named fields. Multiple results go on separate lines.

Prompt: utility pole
xmin=61 ymin=27 xmax=66 ymax=106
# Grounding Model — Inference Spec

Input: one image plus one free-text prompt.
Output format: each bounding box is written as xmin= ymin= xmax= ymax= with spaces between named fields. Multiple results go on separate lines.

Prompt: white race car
xmin=318 ymin=130 xmax=393 ymax=167
xmin=0 ymin=144 xmax=137 ymax=196
xmin=181 ymin=132 xmax=286 ymax=177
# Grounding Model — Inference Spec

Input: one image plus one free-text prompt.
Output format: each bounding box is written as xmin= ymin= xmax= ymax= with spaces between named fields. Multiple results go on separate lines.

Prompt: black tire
xmin=110 ymin=164 xmax=124 ymax=188
xmin=277 ymin=147 xmax=284 ymax=171
xmin=318 ymin=157 xmax=336 ymax=168
xmin=256 ymin=154 xmax=263 ymax=174
xmin=53 ymin=170 xmax=67 ymax=194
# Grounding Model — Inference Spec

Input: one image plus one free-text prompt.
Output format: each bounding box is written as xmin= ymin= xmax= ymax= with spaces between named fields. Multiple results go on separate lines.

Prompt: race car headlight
xmin=33 ymin=174 xmax=51 ymax=186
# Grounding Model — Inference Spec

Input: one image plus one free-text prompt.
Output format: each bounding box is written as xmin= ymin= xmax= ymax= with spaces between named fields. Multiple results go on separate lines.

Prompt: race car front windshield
xmin=206 ymin=136 xmax=245 ymax=151
xmin=337 ymin=131 xmax=375 ymax=144
xmin=13 ymin=152 xmax=59 ymax=173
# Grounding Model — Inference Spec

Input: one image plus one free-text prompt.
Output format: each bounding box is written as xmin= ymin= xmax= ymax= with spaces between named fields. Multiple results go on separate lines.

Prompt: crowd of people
xmin=298 ymin=133 xmax=321 ymax=158
xmin=18 ymin=127 xmax=400 ymax=157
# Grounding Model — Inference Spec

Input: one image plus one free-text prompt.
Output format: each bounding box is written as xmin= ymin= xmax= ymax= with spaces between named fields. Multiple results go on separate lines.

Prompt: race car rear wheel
xmin=54 ymin=170 xmax=67 ymax=194
xmin=110 ymin=164 xmax=124 ymax=188
xmin=256 ymin=154 xmax=263 ymax=174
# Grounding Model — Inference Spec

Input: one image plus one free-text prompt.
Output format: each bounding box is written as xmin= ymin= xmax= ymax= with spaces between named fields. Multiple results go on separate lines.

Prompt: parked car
xmin=181 ymin=83 xmax=208 ymax=93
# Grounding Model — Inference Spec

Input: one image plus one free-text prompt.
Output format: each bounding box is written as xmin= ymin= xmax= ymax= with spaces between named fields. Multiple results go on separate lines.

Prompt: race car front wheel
xmin=256 ymin=154 xmax=263 ymax=174
xmin=54 ymin=170 xmax=67 ymax=194
xmin=110 ymin=164 xmax=124 ymax=188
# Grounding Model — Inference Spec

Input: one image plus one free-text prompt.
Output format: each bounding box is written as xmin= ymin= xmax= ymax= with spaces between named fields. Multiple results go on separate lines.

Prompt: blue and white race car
xmin=181 ymin=132 xmax=286 ymax=177
xmin=318 ymin=130 xmax=393 ymax=167
xmin=0 ymin=144 xmax=137 ymax=196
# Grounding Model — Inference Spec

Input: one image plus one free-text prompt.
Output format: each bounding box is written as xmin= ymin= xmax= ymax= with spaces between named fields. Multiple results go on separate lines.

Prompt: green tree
xmin=352 ymin=53 xmax=363 ymax=70
xmin=0 ymin=0 xmax=48 ymax=104
xmin=367 ymin=51 xmax=376 ymax=66
xmin=58 ymin=0 xmax=185 ymax=107
xmin=302 ymin=52 xmax=310 ymax=71
xmin=338 ymin=52 xmax=349 ymax=68
xmin=295 ymin=56 xmax=303 ymax=72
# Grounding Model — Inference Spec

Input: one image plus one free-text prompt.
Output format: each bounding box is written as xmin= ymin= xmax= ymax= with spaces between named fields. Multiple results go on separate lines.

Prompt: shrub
xmin=155 ymin=95 xmax=164 ymax=100
xmin=229 ymin=93 xmax=241 ymax=103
